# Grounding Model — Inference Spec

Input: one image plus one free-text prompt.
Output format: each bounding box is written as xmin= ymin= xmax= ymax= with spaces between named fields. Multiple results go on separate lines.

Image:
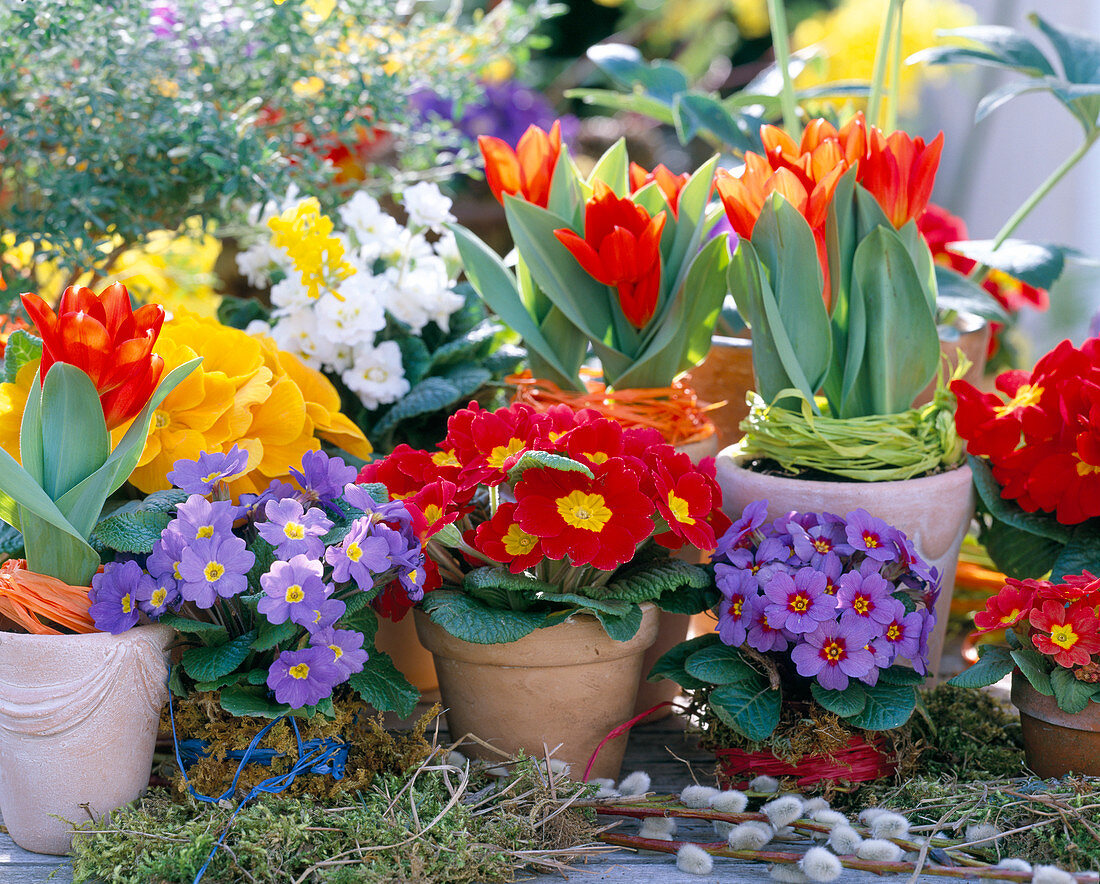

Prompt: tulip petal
xmin=554 ymin=229 xmax=612 ymax=284
xmin=478 ymin=135 xmax=523 ymax=205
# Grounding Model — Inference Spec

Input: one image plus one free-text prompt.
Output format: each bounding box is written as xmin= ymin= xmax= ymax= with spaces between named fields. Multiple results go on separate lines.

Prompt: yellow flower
xmin=117 ymin=313 xmax=371 ymax=496
xmin=730 ymin=0 xmax=770 ymax=40
xmin=0 ymin=360 xmax=38 ymax=464
xmin=268 ymin=198 xmax=356 ymax=301
xmin=792 ymin=0 xmax=976 ymax=115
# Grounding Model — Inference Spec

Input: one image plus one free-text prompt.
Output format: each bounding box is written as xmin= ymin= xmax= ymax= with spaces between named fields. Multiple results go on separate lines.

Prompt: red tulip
xmin=860 ymin=128 xmax=944 ymax=229
xmin=478 ymin=121 xmax=562 ymax=208
xmin=629 ymin=162 xmax=691 ymax=215
xmin=21 ymin=283 xmax=166 ymax=429
xmin=554 ymin=182 xmax=667 ymax=330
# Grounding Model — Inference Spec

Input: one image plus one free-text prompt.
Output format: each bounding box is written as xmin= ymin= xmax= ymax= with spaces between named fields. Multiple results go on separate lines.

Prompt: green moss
xmin=911 ymin=683 xmax=1025 ymax=779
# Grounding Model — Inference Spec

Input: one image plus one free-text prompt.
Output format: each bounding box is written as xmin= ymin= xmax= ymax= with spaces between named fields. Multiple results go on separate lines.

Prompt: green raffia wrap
xmin=733 ymin=380 xmax=965 ymax=483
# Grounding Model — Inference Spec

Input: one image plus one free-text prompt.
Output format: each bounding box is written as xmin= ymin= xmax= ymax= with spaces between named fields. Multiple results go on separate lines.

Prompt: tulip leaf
xmin=663 ymin=154 xmax=718 ymax=303
xmin=546 ymin=149 xmax=584 ymax=230
xmin=40 ymin=363 xmax=110 ymax=501
xmin=18 ymin=373 xmax=43 ymax=489
xmin=586 ymin=137 xmax=629 ymax=197
xmin=448 ymin=222 xmax=585 ymax=391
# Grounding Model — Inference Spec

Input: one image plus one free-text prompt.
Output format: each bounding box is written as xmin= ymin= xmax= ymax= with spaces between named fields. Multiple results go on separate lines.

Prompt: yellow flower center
xmin=346 ymin=541 xmax=363 ymax=562
xmin=862 ymin=532 xmax=879 ymax=549
xmin=202 ymin=471 xmax=221 ymax=484
xmin=556 ymin=490 xmax=612 ymax=532
xmin=502 ymin=523 xmax=538 ymax=556
xmin=583 ymin=451 xmax=609 ymax=464
xmin=153 ymin=409 xmax=171 ymax=429
xmin=886 ymin=623 xmax=901 ymax=640
xmin=666 ymin=491 xmax=695 ymax=525
xmin=824 ymin=579 xmax=837 ymax=596
xmin=1050 ymin=624 xmax=1079 ymax=651
xmin=196 ymin=525 xmax=214 ymax=539
xmin=1074 ymin=453 xmax=1100 ymax=477
xmin=121 ymin=593 xmax=133 ymax=614
xmin=173 ymin=563 xmax=182 ymax=580
xmin=284 ymin=521 xmax=306 ymax=540
xmin=407 ymin=569 xmax=419 ymax=583
xmin=789 ymin=593 xmax=810 ymax=613
xmin=151 ymin=588 xmax=168 ymax=608
xmin=423 ymin=504 xmax=444 ymax=525
xmin=813 ymin=538 xmax=831 ymax=553
xmin=1000 ymin=607 xmax=1022 ymax=625
xmin=285 ymin=584 xmax=305 ymax=604
xmin=732 ymin=597 xmax=743 ymax=617
xmin=853 ymin=596 xmax=870 ymax=615
xmin=289 ymin=663 xmax=311 ymax=680
xmin=995 ymin=383 xmax=1043 ymax=417
xmin=431 ymin=449 xmax=460 ymax=467
xmin=487 ymin=437 xmax=525 ymax=470
xmin=823 ymin=641 xmax=843 ymax=662
xmin=329 ymin=644 xmax=343 ymax=661
xmin=203 ymin=561 xmax=225 ymax=582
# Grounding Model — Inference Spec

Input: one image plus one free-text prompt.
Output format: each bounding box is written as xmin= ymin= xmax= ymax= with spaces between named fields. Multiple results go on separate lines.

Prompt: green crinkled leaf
xmin=507 ymin=450 xmax=593 ymax=483
xmin=970 ymin=455 xmax=1071 ymax=543
xmin=811 ymin=681 xmax=868 ymax=717
xmin=195 ymin=670 xmax=253 ymax=693
xmin=372 ymin=377 xmax=469 ymax=440
xmin=1050 ymin=522 xmax=1100 ymax=582
xmin=421 ymin=590 xmax=548 ymax=644
xmin=981 ymin=512 xmax=1064 ymax=580
xmin=349 ymin=650 xmax=420 ymax=718
xmin=847 ymin=682 xmax=918 ymax=730
xmin=592 ymin=604 xmax=643 ymax=642
xmin=537 ymin=592 xmax=632 ymax=617
xmin=465 ymin=566 xmax=559 ymax=598
xmin=251 ymin=617 xmax=299 ymax=652
xmin=181 ymin=631 xmax=256 ymax=683
xmin=444 ymin=364 xmax=491 ymax=399
xmin=429 ymin=320 xmax=502 ymax=368
xmin=3 ymin=329 xmax=42 ymax=383
xmin=0 ymin=521 xmax=24 ymax=557
xmin=91 ymin=509 xmax=173 ymax=554
xmin=684 ymin=644 xmax=758 ymax=685
xmin=337 ymin=603 xmax=378 ymax=646
xmin=1050 ymin=666 xmax=1100 ymax=714
xmin=159 ymin=612 xmax=229 ymax=643
xmin=396 ymin=334 xmax=432 ymax=387
xmin=245 ymin=537 xmax=277 ymax=595
xmin=1012 ymin=647 xmax=1053 ymax=696
xmin=594 ymin=557 xmax=709 ymax=604
xmin=708 ymin=680 xmax=781 ymax=742
xmin=218 ymin=685 xmax=291 ymax=719
xmin=646 ymin=633 xmax=719 ymax=688
xmin=876 ymin=665 xmax=928 ymax=686
xmin=656 ymin=583 xmax=720 ymax=616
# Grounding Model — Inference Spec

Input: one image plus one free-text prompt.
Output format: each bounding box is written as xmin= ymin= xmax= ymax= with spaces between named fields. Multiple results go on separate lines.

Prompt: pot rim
xmin=717 ymin=449 xmax=972 ymax=492
xmin=1011 ymin=669 xmax=1100 ymax=730
xmin=414 ymin=602 xmax=660 ymax=667
xmin=0 ymin=622 xmax=175 ymax=648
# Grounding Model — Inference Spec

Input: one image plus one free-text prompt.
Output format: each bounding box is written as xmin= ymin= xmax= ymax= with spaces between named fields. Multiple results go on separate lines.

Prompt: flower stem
xmin=884 ymin=0 xmax=905 ymax=133
xmin=866 ymin=0 xmax=902 ymax=129
xmin=766 ymin=0 xmax=801 ymax=137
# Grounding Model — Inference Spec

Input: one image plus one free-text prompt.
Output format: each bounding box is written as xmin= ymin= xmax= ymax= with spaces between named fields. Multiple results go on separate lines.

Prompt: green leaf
xmin=245 ymin=537 xmax=277 ymax=595
xmin=0 ymin=521 xmax=24 ymax=557
xmin=349 ymin=650 xmax=419 ymax=718
xmin=1030 ymin=13 xmax=1100 ymax=86
xmin=159 ymin=612 xmax=230 ymax=641
xmin=1011 ymin=647 xmax=1053 ymax=696
xmin=876 ymin=665 xmax=928 ymax=686
xmin=593 ymin=604 xmax=644 ymax=642
xmin=708 ymin=680 xmax=782 ymax=742
xmin=946 ymin=239 xmax=1079 ymax=290
xmin=443 ymin=364 xmax=491 ymax=400
xmin=371 ymin=377 xmax=467 ymax=441
xmin=1050 ymin=666 xmax=1099 ymax=714
xmin=811 ymin=681 xmax=868 ymax=717
xmin=396 ymin=335 xmax=432 ymax=387
xmin=181 ymin=631 xmax=256 ymax=683
xmin=594 ymin=556 xmax=710 ymax=604
xmin=586 ymin=44 xmax=689 ymax=103
xmin=1050 ymin=522 xmax=1100 ymax=582
xmin=195 ymin=671 xmax=252 ymax=693
xmin=91 ymin=508 xmax=172 ymax=554
xmin=684 ymin=644 xmax=758 ymax=685
xmin=506 ymin=449 xmax=593 ymax=483
xmin=251 ymin=617 xmax=299 ymax=652
xmin=913 ymin=27 xmax=1055 ymax=77
xmin=563 ymin=88 xmax=677 ymax=125
xmin=537 ymin=592 xmax=632 ymax=618
xmin=934 ymin=265 xmax=1010 ymax=323
xmin=586 ymin=138 xmax=629 ymax=196
xmin=429 ymin=321 xmax=501 ymax=369
xmin=948 ymin=645 xmax=1014 ymax=688
xmin=39 ymin=363 xmax=110 ymax=501
xmin=218 ymin=685 xmax=291 ymax=719
xmin=3 ymin=330 xmax=42 ymax=383
xmin=672 ymin=93 xmax=757 ymax=154
xmin=848 ymin=682 xmax=918 ymax=730
xmin=646 ymin=633 xmax=719 ymax=688
xmin=656 ymin=582 xmax=720 ymax=616
xmin=970 ymin=455 xmax=1071 ymax=544
xmin=420 ymin=590 xmax=548 ymax=644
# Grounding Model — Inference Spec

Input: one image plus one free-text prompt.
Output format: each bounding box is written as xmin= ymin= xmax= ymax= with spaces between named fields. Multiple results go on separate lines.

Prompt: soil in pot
xmin=415 ymin=604 xmax=660 ymax=781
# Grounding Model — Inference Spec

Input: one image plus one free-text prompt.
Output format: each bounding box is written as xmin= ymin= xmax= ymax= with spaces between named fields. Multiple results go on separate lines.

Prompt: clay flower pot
xmin=0 ymin=623 xmax=174 ymax=854
xmin=1013 ymin=672 xmax=1100 ymax=778
xmin=414 ymin=603 xmax=660 ymax=780
xmin=715 ymin=454 xmax=974 ymax=679
xmin=683 ymin=335 xmax=755 ymax=450
xmin=373 ymin=612 xmax=439 ymax=698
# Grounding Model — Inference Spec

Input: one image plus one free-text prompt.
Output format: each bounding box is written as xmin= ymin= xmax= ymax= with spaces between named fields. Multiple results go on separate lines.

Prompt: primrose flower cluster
xmin=713 ymin=501 xmax=939 ymax=691
xmin=87 ymin=447 xmax=425 ymax=710
xmin=237 ymin=183 xmax=464 ymax=409
xmin=360 ymin=401 xmax=731 ymax=619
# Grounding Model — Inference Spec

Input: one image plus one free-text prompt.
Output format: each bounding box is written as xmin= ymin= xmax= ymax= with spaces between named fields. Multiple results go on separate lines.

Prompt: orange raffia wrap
xmin=0 ymin=560 xmax=96 ymax=635
xmin=508 ymin=371 xmax=717 ymax=447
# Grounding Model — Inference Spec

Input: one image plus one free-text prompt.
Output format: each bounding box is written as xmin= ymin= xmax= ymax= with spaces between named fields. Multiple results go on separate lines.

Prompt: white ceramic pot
xmin=714 ymin=454 xmax=974 ymax=680
xmin=0 ymin=623 xmax=174 ymax=854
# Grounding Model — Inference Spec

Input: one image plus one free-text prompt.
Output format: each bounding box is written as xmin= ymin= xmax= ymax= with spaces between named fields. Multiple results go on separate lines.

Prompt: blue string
xmin=166 ymin=673 xmax=349 ymax=883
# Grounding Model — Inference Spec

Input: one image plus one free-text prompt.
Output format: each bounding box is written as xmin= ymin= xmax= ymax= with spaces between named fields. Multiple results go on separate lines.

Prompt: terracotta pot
xmin=373 ymin=612 xmax=438 ymax=696
xmin=1013 ymin=671 xmax=1100 ymax=778
xmin=683 ymin=336 xmax=755 ymax=450
xmin=414 ymin=603 xmax=660 ymax=780
xmin=0 ymin=624 xmax=174 ymax=854
xmin=914 ymin=312 xmax=991 ymax=407
xmin=714 ymin=455 xmax=974 ymax=680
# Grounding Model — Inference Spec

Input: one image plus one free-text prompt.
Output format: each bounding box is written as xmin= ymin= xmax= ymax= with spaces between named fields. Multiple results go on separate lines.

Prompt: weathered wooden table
xmin=1 ymin=707 xmax=955 ymax=883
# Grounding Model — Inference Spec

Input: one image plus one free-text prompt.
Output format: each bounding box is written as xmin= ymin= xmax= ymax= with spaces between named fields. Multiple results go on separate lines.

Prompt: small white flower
xmin=709 ymin=790 xmax=749 ymax=813
xmin=827 ymin=825 xmax=863 ymax=856
xmin=801 ymin=797 xmax=830 ymax=814
xmin=768 ymin=864 xmax=810 ymax=883
xmin=857 ymin=807 xmax=887 ymax=826
xmin=763 ymin=796 xmax=805 ymax=829
xmin=236 ymin=241 xmax=286 ymax=288
xmin=433 ymin=228 xmax=461 ymax=274
xmin=638 ymin=816 xmax=676 ymax=840
xmin=616 ymin=771 xmax=650 ymax=796
xmin=869 ymin=812 xmax=909 ymax=840
xmin=402 ymin=181 xmax=455 ymax=232
xmin=340 ymin=191 xmax=405 ymax=262
xmin=995 ymin=858 xmax=1032 ymax=872
xmin=270 ymin=311 xmax=325 ymax=369
xmin=681 ymin=785 xmax=721 ymax=808
xmin=1032 ymin=866 xmax=1074 ymax=884
xmin=675 ymin=843 xmax=714 ymax=876
xmin=270 ymin=276 xmax=314 ymax=313
xmin=855 ymin=839 xmax=903 ymax=862
xmin=444 ymin=750 xmax=467 ymax=767
xmin=341 ymin=341 xmax=410 ymax=409
xmin=800 ymin=846 xmax=843 ymax=883
xmin=714 ymin=821 xmax=733 ymax=839
xmin=964 ymin=822 xmax=1001 ymax=843
xmin=810 ymin=810 xmax=848 ymax=830
xmin=243 ymin=318 xmax=272 ymax=336
xmin=728 ymin=821 xmax=774 ymax=850
xmin=749 ymin=775 xmax=780 ymax=793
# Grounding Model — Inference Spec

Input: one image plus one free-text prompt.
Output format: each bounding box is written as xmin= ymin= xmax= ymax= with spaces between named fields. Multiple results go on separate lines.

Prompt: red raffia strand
xmin=583 ymin=701 xmax=688 ymax=782
xmin=715 ymin=733 xmax=896 ymax=788
xmin=507 ymin=370 xmax=718 ymax=447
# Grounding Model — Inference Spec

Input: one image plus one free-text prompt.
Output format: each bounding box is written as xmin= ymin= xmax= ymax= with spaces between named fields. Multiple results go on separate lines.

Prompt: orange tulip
xmin=21 ymin=282 xmax=166 ymax=429
xmin=629 ymin=162 xmax=691 ymax=215
xmin=554 ymin=182 xmax=667 ymax=330
xmin=860 ymin=128 xmax=944 ymax=229
xmin=478 ymin=120 xmax=562 ymax=209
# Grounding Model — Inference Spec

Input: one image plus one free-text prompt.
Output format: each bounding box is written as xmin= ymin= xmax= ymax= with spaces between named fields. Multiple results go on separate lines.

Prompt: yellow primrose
xmin=0 ymin=361 xmax=37 ymax=463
